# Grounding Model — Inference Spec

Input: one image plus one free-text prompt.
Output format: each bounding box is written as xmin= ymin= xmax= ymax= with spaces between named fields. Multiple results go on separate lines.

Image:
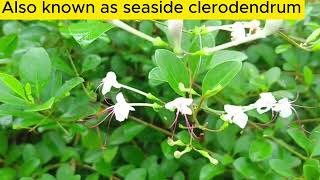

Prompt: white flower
xmin=223 ymin=105 xmax=248 ymax=129
xmin=273 ymin=98 xmax=293 ymax=118
xmin=165 ymin=97 xmax=193 ymax=115
xmin=231 ymin=22 xmax=246 ymax=41
xmin=167 ymin=20 xmax=183 ymax=53
xmin=101 ymin=72 xmax=121 ymax=95
xmin=254 ymin=92 xmax=277 ymax=114
xmin=113 ymin=93 xmax=135 ymax=122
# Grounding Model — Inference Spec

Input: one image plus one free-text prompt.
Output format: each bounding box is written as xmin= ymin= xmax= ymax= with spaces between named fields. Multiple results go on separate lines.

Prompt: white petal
xmin=165 ymin=101 xmax=176 ymax=111
xmin=102 ymin=83 xmax=112 ymax=95
xmin=116 ymin=93 xmax=126 ymax=104
xmin=279 ymin=107 xmax=292 ymax=118
xmin=181 ymin=98 xmax=193 ymax=106
xmin=181 ymin=106 xmax=192 ymax=115
xmin=224 ymin=105 xmax=242 ymax=114
xmin=233 ymin=113 xmax=248 ymax=129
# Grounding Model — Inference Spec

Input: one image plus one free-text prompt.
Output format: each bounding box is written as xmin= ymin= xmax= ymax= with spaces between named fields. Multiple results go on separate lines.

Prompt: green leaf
xmin=269 ymin=159 xmax=295 ymax=177
xmin=38 ymin=174 xmax=56 ymax=180
xmin=233 ymin=157 xmax=263 ymax=179
xmin=264 ymin=67 xmax=281 ymax=86
xmin=125 ymin=168 xmax=147 ymax=180
xmin=18 ymin=158 xmax=41 ymax=177
xmin=19 ymin=47 xmax=52 ymax=94
xmin=148 ymin=67 xmax=166 ymax=86
xmin=60 ymin=21 xmax=113 ymax=47
xmin=0 ymin=34 xmax=18 ymax=58
xmin=103 ymin=146 xmax=119 ymax=163
xmin=249 ymin=139 xmax=272 ymax=161
xmin=94 ymin=159 xmax=112 ymax=177
xmin=81 ymin=129 xmax=101 ymax=150
xmin=109 ymin=121 xmax=146 ymax=145
xmin=54 ymin=77 xmax=84 ymax=99
xmin=306 ymin=28 xmax=320 ymax=43
xmin=0 ymin=73 xmax=27 ymax=100
xmin=0 ymin=168 xmax=16 ymax=180
xmin=121 ymin=145 xmax=144 ymax=166
xmin=199 ymin=164 xmax=224 ymax=180
xmin=275 ymin=44 xmax=291 ymax=54
xmin=56 ymin=165 xmax=81 ymax=180
xmin=303 ymin=66 xmax=314 ymax=86
xmin=24 ymin=97 xmax=55 ymax=112
xmin=155 ymin=49 xmax=189 ymax=95
xmin=287 ymin=127 xmax=312 ymax=154
xmin=82 ymin=54 xmax=102 ymax=73
xmin=202 ymin=61 xmax=242 ymax=97
xmin=208 ymin=50 xmax=247 ymax=68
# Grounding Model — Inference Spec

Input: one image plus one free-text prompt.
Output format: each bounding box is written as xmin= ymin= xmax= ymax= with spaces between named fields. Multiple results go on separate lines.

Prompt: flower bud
xmin=174 ymin=151 xmax=182 ymax=159
xmin=168 ymin=20 xmax=184 ymax=54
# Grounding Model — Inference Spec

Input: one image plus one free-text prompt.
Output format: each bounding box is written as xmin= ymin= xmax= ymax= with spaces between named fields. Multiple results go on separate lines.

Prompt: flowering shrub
xmin=0 ymin=8 xmax=320 ymax=180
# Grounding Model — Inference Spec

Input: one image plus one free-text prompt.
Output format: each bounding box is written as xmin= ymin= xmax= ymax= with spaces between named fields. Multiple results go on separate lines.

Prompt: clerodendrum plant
xmin=97 ymin=20 xmax=304 ymax=164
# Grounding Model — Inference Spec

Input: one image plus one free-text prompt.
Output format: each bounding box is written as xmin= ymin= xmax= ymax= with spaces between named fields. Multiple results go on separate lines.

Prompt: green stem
xmin=67 ymin=53 xmax=95 ymax=101
xmin=130 ymin=116 xmax=173 ymax=136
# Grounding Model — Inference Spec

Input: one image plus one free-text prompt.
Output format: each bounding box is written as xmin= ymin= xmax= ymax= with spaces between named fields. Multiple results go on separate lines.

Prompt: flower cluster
xmin=99 ymin=72 xmax=196 ymax=137
xmin=221 ymin=92 xmax=296 ymax=129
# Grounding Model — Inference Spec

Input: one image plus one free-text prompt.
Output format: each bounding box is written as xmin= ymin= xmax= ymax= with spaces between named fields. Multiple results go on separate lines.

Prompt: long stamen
xmin=170 ymin=111 xmax=180 ymax=138
xmin=292 ymin=104 xmax=317 ymax=108
xmin=91 ymin=108 xmax=114 ymax=128
xmin=184 ymin=114 xmax=199 ymax=139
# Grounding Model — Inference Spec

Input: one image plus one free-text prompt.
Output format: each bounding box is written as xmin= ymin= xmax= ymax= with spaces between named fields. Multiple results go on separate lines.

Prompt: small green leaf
xmin=0 ymin=34 xmax=18 ymax=58
xmin=306 ymin=28 xmax=320 ymax=43
xmin=125 ymin=168 xmax=147 ymax=180
xmin=209 ymin=50 xmax=247 ymax=68
xmin=275 ymin=44 xmax=291 ymax=54
xmin=24 ymin=97 xmax=55 ymax=112
xmin=249 ymin=139 xmax=272 ymax=161
xmin=233 ymin=157 xmax=263 ymax=179
xmin=264 ymin=67 xmax=281 ymax=86
xmin=56 ymin=164 xmax=81 ymax=180
xmin=109 ymin=121 xmax=146 ymax=145
xmin=148 ymin=67 xmax=167 ymax=86
xmin=199 ymin=164 xmax=224 ymax=180
xmin=303 ymin=164 xmax=320 ymax=180
xmin=18 ymin=158 xmax=41 ymax=177
xmin=287 ymin=127 xmax=312 ymax=154
xmin=60 ymin=21 xmax=113 ymax=47
xmin=202 ymin=61 xmax=242 ymax=97
xmin=269 ymin=159 xmax=295 ymax=177
xmin=303 ymin=66 xmax=314 ymax=86
xmin=55 ymin=77 xmax=84 ymax=100
xmin=103 ymin=146 xmax=119 ymax=163
xmin=0 ymin=168 xmax=16 ymax=180
xmin=82 ymin=54 xmax=102 ymax=73
xmin=94 ymin=159 xmax=112 ymax=177
xmin=155 ymin=49 xmax=189 ymax=95
xmin=121 ymin=145 xmax=144 ymax=166
xmin=0 ymin=73 xmax=27 ymax=100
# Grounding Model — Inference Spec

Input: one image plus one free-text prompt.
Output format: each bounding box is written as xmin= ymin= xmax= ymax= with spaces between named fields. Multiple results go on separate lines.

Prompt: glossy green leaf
xmin=148 ymin=67 xmax=166 ymax=86
xmin=56 ymin=164 xmax=81 ymax=180
xmin=0 ymin=73 xmax=27 ymax=100
xmin=303 ymin=66 xmax=314 ymax=86
xmin=287 ymin=128 xmax=312 ymax=154
xmin=94 ymin=159 xmax=112 ymax=177
xmin=249 ymin=139 xmax=272 ymax=161
xmin=125 ymin=168 xmax=147 ymax=180
xmin=233 ymin=157 xmax=263 ymax=179
xmin=0 ymin=34 xmax=18 ymax=58
xmin=202 ymin=61 xmax=242 ymax=97
xmin=103 ymin=146 xmax=119 ymax=163
xmin=60 ymin=21 xmax=113 ymax=47
xmin=24 ymin=97 xmax=55 ymax=112
xmin=269 ymin=159 xmax=295 ymax=177
xmin=19 ymin=47 xmax=52 ymax=94
xmin=109 ymin=121 xmax=145 ymax=145
xmin=18 ymin=158 xmax=41 ymax=177
xmin=199 ymin=164 xmax=224 ymax=180
xmin=82 ymin=54 xmax=102 ymax=73
xmin=54 ymin=77 xmax=84 ymax=99
xmin=155 ymin=49 xmax=189 ymax=95
xmin=208 ymin=50 xmax=247 ymax=68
